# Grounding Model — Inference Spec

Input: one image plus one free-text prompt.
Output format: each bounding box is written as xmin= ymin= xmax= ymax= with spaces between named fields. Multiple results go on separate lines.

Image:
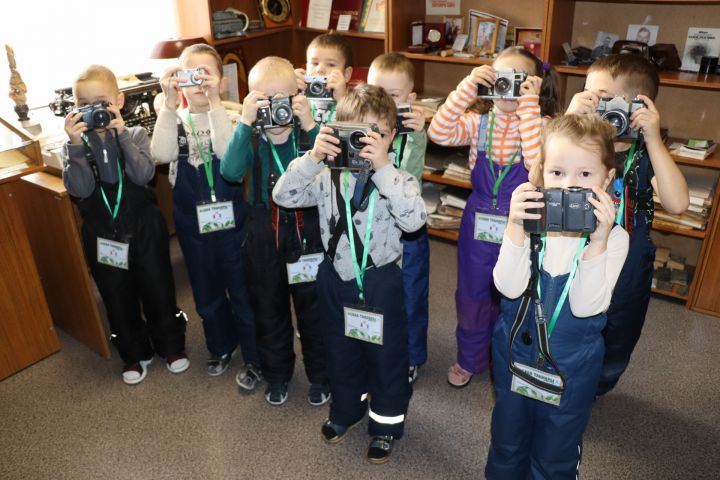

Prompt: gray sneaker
xmin=236 ymin=363 xmax=263 ymax=391
xmin=207 ymin=352 xmax=232 ymax=377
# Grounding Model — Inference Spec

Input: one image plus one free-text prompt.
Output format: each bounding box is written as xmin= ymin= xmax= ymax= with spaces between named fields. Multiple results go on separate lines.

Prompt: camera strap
xmin=343 ymin=169 xmax=376 ymax=304
xmin=81 ymin=132 xmax=124 ymax=222
xmin=186 ymin=112 xmax=216 ymax=202
xmin=615 ymin=140 xmax=638 ymax=227
xmin=485 ymin=110 xmax=519 ymax=208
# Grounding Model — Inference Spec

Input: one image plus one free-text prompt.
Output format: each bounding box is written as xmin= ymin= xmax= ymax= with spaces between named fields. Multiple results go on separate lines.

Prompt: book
xmin=442 ymin=162 xmax=471 ymax=181
xmin=437 ymin=204 xmax=464 ymax=217
xmin=440 ymin=193 xmax=467 ymax=210
xmin=428 ymin=213 xmax=461 ymax=230
xmin=669 ymin=140 xmax=717 ymax=160
xmin=330 ymin=0 xmax=365 ymax=31
xmin=304 ymin=0 xmax=332 ymax=29
xmin=680 ymin=27 xmax=720 ymax=72
xmin=359 ymin=0 xmax=385 ymax=33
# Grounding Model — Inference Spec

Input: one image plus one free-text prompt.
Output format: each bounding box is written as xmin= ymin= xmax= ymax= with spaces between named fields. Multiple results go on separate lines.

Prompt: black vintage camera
xmin=478 ymin=70 xmax=527 ymax=99
xmin=523 ymin=187 xmax=597 ymax=233
xmin=256 ymin=96 xmax=294 ymax=129
xmin=396 ymin=103 xmax=413 ymax=135
xmin=75 ymin=102 xmax=114 ymax=130
xmin=325 ymin=122 xmax=379 ymax=170
xmin=304 ymin=75 xmax=332 ymax=99
xmin=176 ymin=68 xmax=206 ymax=87
xmin=596 ymin=96 xmax=645 ymax=140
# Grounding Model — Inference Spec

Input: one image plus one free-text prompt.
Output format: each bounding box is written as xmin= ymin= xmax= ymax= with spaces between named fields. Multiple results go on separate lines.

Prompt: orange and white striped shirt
xmin=428 ymin=76 xmax=543 ymax=170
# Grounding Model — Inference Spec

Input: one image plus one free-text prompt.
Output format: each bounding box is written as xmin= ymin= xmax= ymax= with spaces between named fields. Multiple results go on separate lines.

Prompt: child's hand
xmin=631 ymin=94 xmax=661 ymax=143
xmin=294 ymin=68 xmax=307 ymax=93
xmin=64 ymin=111 xmax=87 ymax=145
xmin=508 ymin=182 xmax=544 ymax=227
xmin=292 ymin=94 xmax=316 ymax=131
xmin=470 ymin=65 xmax=496 ymax=90
xmin=566 ymin=91 xmax=599 ymax=115
xmin=194 ymin=64 xmax=223 ymax=110
xmin=240 ymin=90 xmax=269 ymax=127
xmin=520 ymin=75 xmax=542 ymax=96
xmin=327 ymin=70 xmax=347 ymax=100
xmin=106 ymin=103 xmax=126 ymax=135
xmin=586 ymin=186 xmax=616 ymax=258
xmin=400 ymin=105 xmax=425 ymax=132
xmin=359 ymin=130 xmax=392 ymax=171
xmin=309 ymin=126 xmax=341 ymax=163
xmin=159 ymin=66 xmax=182 ymax=111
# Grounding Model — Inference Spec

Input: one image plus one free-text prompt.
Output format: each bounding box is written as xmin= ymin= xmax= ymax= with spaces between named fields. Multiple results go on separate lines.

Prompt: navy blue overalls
xmin=172 ymin=123 xmax=258 ymax=362
xmin=598 ymin=146 xmax=655 ymax=395
xmin=486 ymin=260 xmax=605 ymax=479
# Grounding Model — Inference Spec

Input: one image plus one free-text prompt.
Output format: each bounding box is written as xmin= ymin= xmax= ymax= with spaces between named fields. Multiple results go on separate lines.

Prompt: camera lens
xmin=495 ymin=77 xmax=511 ymax=95
xmin=309 ymin=82 xmax=324 ymax=96
xmin=272 ymin=104 xmax=292 ymax=125
xmin=92 ymin=110 xmax=112 ymax=128
xmin=349 ymin=131 xmax=366 ymax=150
xmin=601 ymin=110 xmax=628 ymax=136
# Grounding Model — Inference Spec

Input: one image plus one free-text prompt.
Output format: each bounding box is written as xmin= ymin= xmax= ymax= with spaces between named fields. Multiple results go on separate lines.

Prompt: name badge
xmin=97 ymin=237 xmax=129 ymax=270
xmin=510 ymin=363 xmax=562 ymax=406
xmin=474 ymin=212 xmax=507 ymax=243
xmin=196 ymin=201 xmax=235 ymax=234
xmin=287 ymin=253 xmax=323 ymax=284
xmin=344 ymin=305 xmax=384 ymax=345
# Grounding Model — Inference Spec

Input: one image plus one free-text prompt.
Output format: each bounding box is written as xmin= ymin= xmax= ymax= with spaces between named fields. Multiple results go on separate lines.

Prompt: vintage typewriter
xmin=49 ymin=73 xmax=161 ymax=136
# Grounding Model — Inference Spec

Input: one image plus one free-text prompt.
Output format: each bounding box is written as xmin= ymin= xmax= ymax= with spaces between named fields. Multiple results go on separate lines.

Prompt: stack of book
xmin=653 ymin=165 xmax=716 ymax=231
xmin=668 ymin=138 xmax=717 ymax=160
xmin=442 ymin=162 xmax=471 ymax=182
xmin=652 ymin=246 xmax=692 ymax=295
xmin=422 ymin=183 xmax=467 ymax=231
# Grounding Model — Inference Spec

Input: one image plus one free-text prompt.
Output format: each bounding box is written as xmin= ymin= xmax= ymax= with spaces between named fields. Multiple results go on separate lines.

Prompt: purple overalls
xmin=455 ymin=113 xmax=529 ymax=374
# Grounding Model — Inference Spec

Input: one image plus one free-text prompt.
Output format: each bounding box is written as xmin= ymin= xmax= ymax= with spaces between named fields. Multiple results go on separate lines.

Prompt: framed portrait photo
xmin=443 ymin=15 xmax=465 ymax=46
xmin=472 ymin=17 xmax=499 ymax=55
xmin=515 ymin=27 xmax=542 ymax=58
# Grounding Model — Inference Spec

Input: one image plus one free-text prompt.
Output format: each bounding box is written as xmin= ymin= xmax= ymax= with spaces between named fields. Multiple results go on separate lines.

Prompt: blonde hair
xmin=370 ymin=53 xmax=415 ymax=89
xmin=180 ymin=43 xmax=223 ymax=77
xmin=529 ymin=114 xmax=616 ymax=186
xmin=335 ymin=83 xmax=396 ymax=129
xmin=73 ymin=64 xmax=118 ymax=96
xmin=248 ymin=56 xmax=296 ymax=92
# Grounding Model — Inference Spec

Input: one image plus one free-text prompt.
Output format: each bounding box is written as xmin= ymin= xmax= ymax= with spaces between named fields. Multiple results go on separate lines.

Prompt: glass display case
xmin=0 ymin=116 xmax=42 ymax=183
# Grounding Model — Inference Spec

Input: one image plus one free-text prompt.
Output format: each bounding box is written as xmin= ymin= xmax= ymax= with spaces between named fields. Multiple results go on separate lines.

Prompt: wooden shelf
xmin=296 ymin=27 xmax=385 ymax=40
xmin=213 ymin=27 xmax=293 ymax=46
xmin=652 ymin=220 xmax=706 ymax=239
xmin=666 ymin=137 xmax=720 ymax=169
xmin=651 ymin=286 xmax=688 ymax=301
xmin=401 ymin=52 xmax=494 ymax=66
xmin=554 ymin=65 xmax=720 ymax=91
xmin=422 ymin=171 xmax=472 ymax=189
xmin=427 ymin=227 xmax=459 ymax=241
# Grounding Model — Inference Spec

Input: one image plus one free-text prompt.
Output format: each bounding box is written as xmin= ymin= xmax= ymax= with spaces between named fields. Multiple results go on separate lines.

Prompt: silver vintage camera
xmin=304 ymin=75 xmax=332 ymax=99
xmin=523 ymin=187 xmax=597 ymax=234
xmin=325 ymin=122 xmax=379 ymax=170
xmin=596 ymin=96 xmax=645 ymax=140
xmin=396 ymin=103 xmax=413 ymax=135
xmin=175 ymin=68 xmax=206 ymax=87
xmin=478 ymin=70 xmax=528 ymax=99
xmin=256 ymin=96 xmax=294 ymax=129
xmin=75 ymin=101 xmax=114 ymax=130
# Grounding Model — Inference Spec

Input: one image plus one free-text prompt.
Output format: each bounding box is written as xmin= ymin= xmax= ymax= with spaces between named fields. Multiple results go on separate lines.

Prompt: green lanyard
xmin=537 ymin=233 xmax=588 ymax=338
xmin=186 ymin=112 xmax=216 ymax=202
xmin=615 ymin=140 xmax=638 ymax=225
xmin=310 ymin=101 xmax=336 ymax=123
xmin=486 ymin=110 xmax=520 ymax=208
xmin=82 ymin=133 xmax=123 ymax=221
xmin=266 ymin=131 xmax=297 ymax=175
xmin=393 ymin=136 xmax=404 ymax=168
xmin=343 ymin=169 xmax=377 ymax=303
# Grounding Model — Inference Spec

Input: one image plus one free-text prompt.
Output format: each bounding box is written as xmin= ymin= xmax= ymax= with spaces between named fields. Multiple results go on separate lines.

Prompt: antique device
xmin=175 ymin=68 xmax=206 ymax=87
xmin=596 ymin=96 xmax=645 ymax=140
xmin=304 ymin=75 xmax=332 ymax=99
xmin=523 ymin=187 xmax=597 ymax=233
xmin=256 ymin=96 xmax=294 ymax=129
xmin=478 ymin=70 xmax=527 ymax=99
xmin=75 ymin=102 xmax=113 ymax=130
xmin=325 ymin=122 xmax=379 ymax=170
xmin=212 ymin=9 xmax=248 ymax=40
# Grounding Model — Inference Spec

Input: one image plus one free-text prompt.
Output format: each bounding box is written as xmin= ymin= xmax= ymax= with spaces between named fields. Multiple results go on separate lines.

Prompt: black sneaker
xmin=308 ymin=383 xmax=332 ymax=406
xmin=320 ymin=419 xmax=360 ymax=444
xmin=265 ymin=382 xmax=289 ymax=406
xmin=408 ymin=365 xmax=419 ymax=384
xmin=236 ymin=363 xmax=263 ymax=391
xmin=367 ymin=435 xmax=394 ymax=464
xmin=207 ymin=352 xmax=232 ymax=377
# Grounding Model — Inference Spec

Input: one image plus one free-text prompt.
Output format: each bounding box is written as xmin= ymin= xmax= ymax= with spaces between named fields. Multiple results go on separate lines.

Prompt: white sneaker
xmin=122 ymin=358 xmax=153 ymax=385
xmin=166 ymin=353 xmax=190 ymax=374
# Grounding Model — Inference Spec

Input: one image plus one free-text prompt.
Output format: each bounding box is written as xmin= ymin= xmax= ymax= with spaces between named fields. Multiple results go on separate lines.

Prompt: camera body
xmin=75 ymin=102 xmax=114 ymax=130
xmin=325 ymin=122 xmax=379 ymax=170
xmin=256 ymin=96 xmax=294 ymax=129
xmin=304 ymin=75 xmax=332 ymax=99
xmin=396 ymin=103 xmax=413 ymax=135
xmin=478 ymin=70 xmax=527 ymax=99
xmin=596 ymin=96 xmax=645 ymax=140
xmin=176 ymin=68 xmax=206 ymax=87
xmin=523 ymin=187 xmax=597 ymax=234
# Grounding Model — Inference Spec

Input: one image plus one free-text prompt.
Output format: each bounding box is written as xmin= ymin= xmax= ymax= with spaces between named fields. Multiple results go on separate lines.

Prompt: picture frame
xmin=443 ymin=15 xmax=465 ymax=47
xmin=471 ymin=16 xmax=499 ymax=56
xmin=515 ymin=27 xmax=542 ymax=58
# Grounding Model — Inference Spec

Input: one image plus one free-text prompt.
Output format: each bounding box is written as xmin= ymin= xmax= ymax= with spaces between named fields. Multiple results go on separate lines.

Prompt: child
xmin=566 ymin=54 xmax=689 ymax=395
xmin=294 ymin=33 xmax=353 ymax=125
xmin=272 ymin=84 xmax=426 ymax=463
xmin=151 ymin=44 xmax=260 ymax=384
xmin=220 ymin=56 xmax=329 ymax=406
xmin=486 ymin=114 xmax=629 ymax=478
xmin=367 ymin=52 xmax=429 ymax=383
xmin=428 ymin=47 xmax=561 ymax=387
xmin=63 ymin=65 xmax=188 ymax=384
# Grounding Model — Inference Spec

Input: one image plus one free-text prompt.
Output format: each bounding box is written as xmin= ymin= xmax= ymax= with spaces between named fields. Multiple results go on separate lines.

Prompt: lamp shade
xmin=150 ymin=37 xmax=206 ymax=59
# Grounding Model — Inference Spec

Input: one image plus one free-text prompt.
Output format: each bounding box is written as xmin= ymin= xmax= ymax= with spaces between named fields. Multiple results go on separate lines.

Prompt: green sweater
xmin=393 ymin=129 xmax=427 ymax=185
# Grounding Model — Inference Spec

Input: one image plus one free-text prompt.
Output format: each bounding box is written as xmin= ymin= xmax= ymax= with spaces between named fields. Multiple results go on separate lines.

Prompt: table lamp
xmin=150 ymin=37 xmax=206 ymax=59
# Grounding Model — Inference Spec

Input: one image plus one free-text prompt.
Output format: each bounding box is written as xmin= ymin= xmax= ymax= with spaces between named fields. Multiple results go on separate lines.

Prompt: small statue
xmin=6 ymin=44 xmax=30 ymax=121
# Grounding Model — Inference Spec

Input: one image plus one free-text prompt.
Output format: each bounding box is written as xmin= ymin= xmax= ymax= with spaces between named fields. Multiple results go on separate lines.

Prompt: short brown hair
xmin=336 ymin=83 xmax=396 ymax=130
xmin=588 ymin=53 xmax=659 ymax=100
xmin=180 ymin=43 xmax=223 ymax=78
xmin=73 ymin=64 xmax=118 ymax=95
xmin=370 ymin=53 xmax=415 ymax=89
xmin=529 ymin=114 xmax=615 ymax=186
xmin=308 ymin=33 xmax=353 ymax=68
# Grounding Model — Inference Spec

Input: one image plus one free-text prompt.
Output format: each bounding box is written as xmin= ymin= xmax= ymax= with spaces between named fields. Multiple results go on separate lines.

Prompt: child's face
xmin=361 ymin=112 xmax=395 ymax=149
xmin=543 ymin=134 xmax=614 ymax=191
xmin=492 ymin=55 xmax=536 ymax=114
xmin=181 ymin=53 xmax=222 ymax=109
xmin=367 ymin=69 xmax=415 ymax=105
xmin=584 ymin=70 xmax=629 ymax=101
xmin=306 ymin=46 xmax=351 ymax=80
xmin=74 ymin=80 xmax=123 ymax=130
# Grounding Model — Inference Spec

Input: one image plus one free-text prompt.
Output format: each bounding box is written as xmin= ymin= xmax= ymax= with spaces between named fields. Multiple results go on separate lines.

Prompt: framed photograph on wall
xmin=443 ymin=15 xmax=465 ymax=46
xmin=515 ymin=27 xmax=542 ymax=58
xmin=472 ymin=17 xmax=499 ymax=56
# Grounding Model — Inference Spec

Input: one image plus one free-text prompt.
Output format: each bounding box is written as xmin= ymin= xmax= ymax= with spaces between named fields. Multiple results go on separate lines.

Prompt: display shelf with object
xmin=554 ymin=65 xmax=720 ymax=91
